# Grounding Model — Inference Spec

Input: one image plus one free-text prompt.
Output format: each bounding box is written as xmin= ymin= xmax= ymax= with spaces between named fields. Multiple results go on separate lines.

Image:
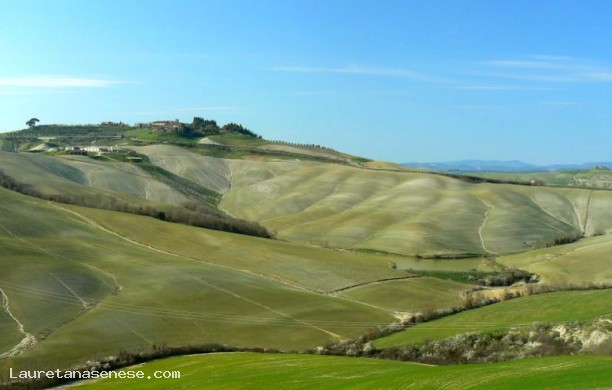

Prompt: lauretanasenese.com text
xmin=8 ymin=367 xmax=181 ymax=381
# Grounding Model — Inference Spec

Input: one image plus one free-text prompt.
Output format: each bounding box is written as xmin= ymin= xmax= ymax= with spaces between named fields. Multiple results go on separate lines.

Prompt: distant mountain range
xmin=402 ymin=160 xmax=612 ymax=173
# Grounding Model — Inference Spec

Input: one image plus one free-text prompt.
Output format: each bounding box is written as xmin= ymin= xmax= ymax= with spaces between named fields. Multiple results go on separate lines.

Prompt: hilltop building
xmin=150 ymin=120 xmax=182 ymax=133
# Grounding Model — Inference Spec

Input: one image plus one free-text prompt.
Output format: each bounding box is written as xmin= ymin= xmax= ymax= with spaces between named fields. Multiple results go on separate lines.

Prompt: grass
xmin=4 ymin=147 xmax=611 ymax=260
xmin=404 ymin=270 xmax=499 ymax=284
xmin=220 ymin=160 xmax=611 ymax=256
xmin=194 ymin=143 xmax=345 ymax=163
xmin=129 ymin=145 xmax=231 ymax=194
xmin=69 ymin=205 xmax=408 ymax=293
xmin=0 ymin=150 xmax=188 ymax=207
xmin=337 ymin=277 xmax=469 ymax=313
xmin=124 ymin=128 xmax=199 ymax=145
xmin=208 ymin=133 xmax=270 ymax=147
xmin=394 ymin=257 xmax=496 ymax=272
xmin=498 ymin=233 xmax=612 ymax=285
xmin=1 ymin=144 xmax=612 ymax=381
xmin=137 ymin=163 xmax=221 ymax=209
xmin=70 ymin=353 xmax=612 ymax=390
xmin=477 ymin=169 xmax=612 ymax=189
xmin=0 ymin=187 xmax=399 ymax=372
xmin=374 ymin=289 xmax=612 ymax=348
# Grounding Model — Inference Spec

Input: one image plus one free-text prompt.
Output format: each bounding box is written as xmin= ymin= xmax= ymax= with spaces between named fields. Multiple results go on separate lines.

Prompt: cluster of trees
xmin=0 ymin=170 xmax=273 ymax=239
xmin=473 ymin=268 xmax=535 ymax=287
xmin=7 ymin=118 xmax=260 ymax=140
xmin=178 ymin=117 xmax=260 ymax=138
xmin=5 ymin=124 xmax=129 ymax=138
xmin=138 ymin=163 xmax=221 ymax=210
xmin=546 ymin=232 xmax=583 ymax=247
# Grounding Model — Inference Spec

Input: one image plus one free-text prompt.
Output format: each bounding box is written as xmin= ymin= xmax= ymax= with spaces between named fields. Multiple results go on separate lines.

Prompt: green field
xmin=375 ymin=289 xmax=612 ymax=348
xmin=70 ymin=353 xmax=612 ymax=389
xmin=498 ymin=233 xmax=612 ymax=285
xmin=337 ymin=277 xmax=469 ymax=313
xmin=0 ymin=187 xmax=402 ymax=372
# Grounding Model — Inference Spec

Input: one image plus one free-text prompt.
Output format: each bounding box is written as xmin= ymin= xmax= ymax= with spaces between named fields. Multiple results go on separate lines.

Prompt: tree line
xmin=0 ymin=169 xmax=273 ymax=239
xmin=177 ymin=118 xmax=261 ymax=138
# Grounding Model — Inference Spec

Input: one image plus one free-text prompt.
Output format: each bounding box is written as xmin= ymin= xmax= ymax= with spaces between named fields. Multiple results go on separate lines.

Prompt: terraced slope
xmin=72 ymin=353 xmax=612 ymax=390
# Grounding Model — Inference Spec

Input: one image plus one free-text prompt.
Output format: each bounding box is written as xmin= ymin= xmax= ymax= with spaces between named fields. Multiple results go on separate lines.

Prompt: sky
xmin=1 ymin=0 xmax=611 ymax=164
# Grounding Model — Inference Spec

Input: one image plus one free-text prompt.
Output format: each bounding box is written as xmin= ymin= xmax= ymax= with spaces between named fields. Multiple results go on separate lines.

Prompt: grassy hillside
xmin=218 ymin=161 xmax=611 ymax=256
xmin=130 ymin=145 xmax=231 ymax=194
xmin=336 ymin=277 xmax=469 ymax=313
xmin=497 ymin=233 xmax=612 ymax=285
xmin=0 ymin=187 xmax=423 ymax=372
xmin=66 ymin=206 xmax=406 ymax=293
xmin=6 ymin=138 xmax=611 ymax=260
xmin=374 ymin=289 xmax=612 ymax=348
xmin=477 ymin=169 xmax=612 ymax=189
xmin=0 ymin=151 xmax=184 ymax=204
xmin=0 ymin=151 xmax=273 ymax=238
xmin=71 ymin=353 xmax=612 ymax=390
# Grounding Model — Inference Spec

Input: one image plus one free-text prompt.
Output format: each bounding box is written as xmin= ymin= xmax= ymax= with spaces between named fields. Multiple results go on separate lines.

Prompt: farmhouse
xmin=82 ymin=146 xmax=110 ymax=153
xmin=150 ymin=119 xmax=182 ymax=132
xmin=64 ymin=146 xmax=88 ymax=155
xmin=64 ymin=146 xmax=126 ymax=155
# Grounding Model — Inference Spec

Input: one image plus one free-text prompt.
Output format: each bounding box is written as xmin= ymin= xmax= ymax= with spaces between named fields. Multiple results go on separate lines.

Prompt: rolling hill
xmin=0 ymin=124 xmax=611 ymax=388
xmin=0 ymin=187 xmax=401 ymax=373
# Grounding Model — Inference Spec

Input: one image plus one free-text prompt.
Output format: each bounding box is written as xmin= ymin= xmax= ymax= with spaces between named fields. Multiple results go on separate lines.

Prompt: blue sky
xmin=1 ymin=0 xmax=611 ymax=164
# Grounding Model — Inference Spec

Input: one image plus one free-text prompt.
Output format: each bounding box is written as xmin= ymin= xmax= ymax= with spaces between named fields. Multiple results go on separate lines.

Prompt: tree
xmin=26 ymin=118 xmax=40 ymax=128
xmin=191 ymin=117 xmax=219 ymax=135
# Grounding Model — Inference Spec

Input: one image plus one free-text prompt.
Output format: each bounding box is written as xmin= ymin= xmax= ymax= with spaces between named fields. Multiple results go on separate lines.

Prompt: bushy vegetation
xmin=0 ymin=169 xmax=273 ymax=239
xmin=2 ymin=118 xmax=261 ymax=141
xmin=173 ymin=118 xmax=261 ymax=138
xmin=406 ymin=268 xmax=535 ymax=286
xmin=547 ymin=233 xmax=583 ymax=247
xmin=3 ymin=123 xmax=129 ymax=138
xmin=362 ymin=325 xmax=583 ymax=365
xmin=138 ymin=163 xmax=221 ymax=210
xmin=311 ymin=304 xmax=611 ymax=365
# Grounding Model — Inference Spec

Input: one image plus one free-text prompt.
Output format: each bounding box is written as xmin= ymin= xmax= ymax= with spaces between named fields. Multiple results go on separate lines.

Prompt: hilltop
xmin=0 ymin=118 xmax=363 ymax=165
